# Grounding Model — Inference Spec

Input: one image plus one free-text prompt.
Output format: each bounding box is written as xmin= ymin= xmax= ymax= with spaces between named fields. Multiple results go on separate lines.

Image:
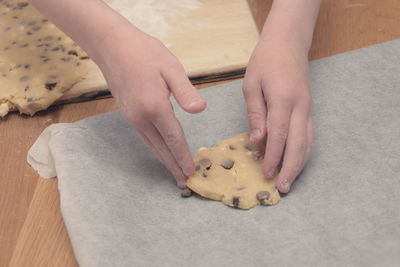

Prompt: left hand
xmin=243 ymin=37 xmax=314 ymax=193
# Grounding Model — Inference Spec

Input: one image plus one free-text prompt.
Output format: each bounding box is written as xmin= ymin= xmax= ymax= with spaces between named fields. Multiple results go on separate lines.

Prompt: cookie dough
xmin=187 ymin=133 xmax=280 ymax=209
xmin=0 ymin=1 xmax=88 ymax=117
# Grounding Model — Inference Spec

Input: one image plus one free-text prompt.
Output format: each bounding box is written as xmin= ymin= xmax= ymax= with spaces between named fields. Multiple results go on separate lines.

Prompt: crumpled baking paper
xmin=28 ymin=39 xmax=400 ymax=267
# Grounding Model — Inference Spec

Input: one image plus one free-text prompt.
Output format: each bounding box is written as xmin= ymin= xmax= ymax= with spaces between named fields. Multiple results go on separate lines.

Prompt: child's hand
xmin=95 ymin=27 xmax=206 ymax=188
xmin=243 ymin=37 xmax=314 ymax=193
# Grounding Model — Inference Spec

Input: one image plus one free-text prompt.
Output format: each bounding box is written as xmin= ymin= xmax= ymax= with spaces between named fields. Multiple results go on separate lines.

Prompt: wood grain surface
xmin=1 ymin=1 xmax=400 ymax=266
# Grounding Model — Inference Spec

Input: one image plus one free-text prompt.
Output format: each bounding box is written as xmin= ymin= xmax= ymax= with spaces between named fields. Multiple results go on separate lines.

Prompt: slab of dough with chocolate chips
xmin=187 ymin=133 xmax=280 ymax=210
xmin=0 ymin=1 xmax=87 ymax=117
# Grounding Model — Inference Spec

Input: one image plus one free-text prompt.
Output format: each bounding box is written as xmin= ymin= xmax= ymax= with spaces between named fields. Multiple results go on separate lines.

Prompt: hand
xmin=95 ymin=27 xmax=206 ymax=188
xmin=243 ymin=38 xmax=314 ymax=193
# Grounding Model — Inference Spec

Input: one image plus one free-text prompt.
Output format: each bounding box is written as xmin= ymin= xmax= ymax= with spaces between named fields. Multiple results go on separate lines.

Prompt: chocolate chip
xmin=244 ymin=143 xmax=257 ymax=151
xmin=202 ymin=172 xmax=207 ymax=178
xmin=229 ymin=145 xmax=236 ymax=150
xmin=20 ymin=43 xmax=29 ymax=48
xmin=24 ymin=64 xmax=31 ymax=69
xmin=17 ymin=2 xmax=29 ymax=8
xmin=221 ymin=159 xmax=234 ymax=170
xmin=195 ymin=165 xmax=200 ymax=171
xmin=232 ymin=196 xmax=240 ymax=208
xmin=181 ymin=187 xmax=193 ymax=198
xmin=256 ymin=191 xmax=270 ymax=205
xmin=43 ymin=35 xmax=53 ymax=41
xmin=19 ymin=75 xmax=30 ymax=82
xmin=11 ymin=41 xmax=16 ymax=45
xmin=41 ymin=19 xmax=48 ymax=23
xmin=199 ymin=158 xmax=212 ymax=170
xmin=68 ymin=50 xmax=78 ymax=56
xmin=12 ymin=15 xmax=19 ymax=19
xmin=45 ymin=82 xmax=57 ymax=90
xmin=80 ymin=56 xmax=90 ymax=60
xmin=24 ymin=85 xmax=30 ymax=91
xmin=51 ymin=47 xmax=60 ymax=51
xmin=26 ymin=31 xmax=32 ymax=35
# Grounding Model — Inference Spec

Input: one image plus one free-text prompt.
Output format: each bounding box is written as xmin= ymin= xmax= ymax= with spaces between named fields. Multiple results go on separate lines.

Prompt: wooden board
xmin=61 ymin=0 xmax=259 ymax=101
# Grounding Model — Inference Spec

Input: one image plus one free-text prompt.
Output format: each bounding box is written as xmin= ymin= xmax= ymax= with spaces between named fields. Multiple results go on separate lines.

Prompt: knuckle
xmin=269 ymin=123 xmax=288 ymax=142
xmin=164 ymin=130 xmax=184 ymax=149
xmin=247 ymin=110 xmax=265 ymax=126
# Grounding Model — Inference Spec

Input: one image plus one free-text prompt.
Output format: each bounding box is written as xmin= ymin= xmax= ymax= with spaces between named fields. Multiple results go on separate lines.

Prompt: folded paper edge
xmin=27 ymin=124 xmax=62 ymax=179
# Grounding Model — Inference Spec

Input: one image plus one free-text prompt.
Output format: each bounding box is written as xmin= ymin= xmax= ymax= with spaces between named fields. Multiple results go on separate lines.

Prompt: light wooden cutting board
xmin=60 ymin=0 xmax=259 ymax=102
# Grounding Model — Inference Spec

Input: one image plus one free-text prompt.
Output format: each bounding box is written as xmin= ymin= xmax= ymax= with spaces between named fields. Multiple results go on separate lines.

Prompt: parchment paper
xmin=28 ymin=39 xmax=400 ymax=267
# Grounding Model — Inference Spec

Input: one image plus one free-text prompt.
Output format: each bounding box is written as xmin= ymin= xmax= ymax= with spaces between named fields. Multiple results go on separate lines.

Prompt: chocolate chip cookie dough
xmin=0 ymin=1 xmax=87 ymax=117
xmin=187 ymin=133 xmax=280 ymax=209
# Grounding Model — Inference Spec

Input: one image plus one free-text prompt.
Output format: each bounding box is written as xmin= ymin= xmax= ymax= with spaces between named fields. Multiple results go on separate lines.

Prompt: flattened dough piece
xmin=187 ymin=133 xmax=280 ymax=209
xmin=0 ymin=1 xmax=87 ymax=117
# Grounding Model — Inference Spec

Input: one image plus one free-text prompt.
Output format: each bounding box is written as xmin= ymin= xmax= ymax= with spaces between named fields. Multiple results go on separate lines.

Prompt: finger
xmin=138 ymin=125 xmax=187 ymax=188
xmin=262 ymin=103 xmax=291 ymax=179
xmin=276 ymin=108 xmax=309 ymax=193
xmin=242 ymin=78 xmax=267 ymax=143
xmin=152 ymin=108 xmax=195 ymax=177
xmin=161 ymin=62 xmax=206 ymax=113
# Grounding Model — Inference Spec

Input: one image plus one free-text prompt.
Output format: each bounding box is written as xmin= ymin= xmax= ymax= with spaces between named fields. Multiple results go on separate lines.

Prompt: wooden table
xmin=1 ymin=1 xmax=399 ymax=266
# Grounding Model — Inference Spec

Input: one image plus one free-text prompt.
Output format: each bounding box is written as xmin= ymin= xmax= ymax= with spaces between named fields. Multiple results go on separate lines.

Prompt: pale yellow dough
xmin=0 ymin=1 xmax=87 ymax=117
xmin=187 ymin=133 xmax=280 ymax=210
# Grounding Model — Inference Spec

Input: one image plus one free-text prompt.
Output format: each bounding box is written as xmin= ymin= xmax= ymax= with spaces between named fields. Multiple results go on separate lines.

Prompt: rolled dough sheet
xmin=28 ymin=39 xmax=400 ymax=266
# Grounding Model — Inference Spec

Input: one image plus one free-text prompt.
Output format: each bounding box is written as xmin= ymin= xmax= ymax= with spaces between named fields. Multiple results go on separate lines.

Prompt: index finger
xmin=153 ymin=107 xmax=195 ymax=177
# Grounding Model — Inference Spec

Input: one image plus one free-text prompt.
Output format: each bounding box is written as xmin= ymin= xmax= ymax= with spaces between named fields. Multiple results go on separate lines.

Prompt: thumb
xmin=162 ymin=63 xmax=206 ymax=114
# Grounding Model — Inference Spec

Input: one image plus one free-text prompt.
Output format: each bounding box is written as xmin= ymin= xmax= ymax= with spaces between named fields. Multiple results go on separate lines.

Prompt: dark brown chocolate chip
xmin=221 ymin=159 xmax=234 ymax=170
xmin=26 ymin=31 xmax=32 ymax=35
xmin=21 ymin=43 xmax=29 ymax=48
xmin=42 ymin=58 xmax=50 ymax=62
xmin=11 ymin=41 xmax=16 ymax=45
xmin=229 ymin=145 xmax=236 ymax=150
xmin=195 ymin=165 xmax=200 ymax=171
xmin=80 ymin=56 xmax=90 ymax=60
xmin=256 ymin=191 xmax=270 ymax=204
xmin=202 ymin=172 xmax=207 ymax=178
xmin=232 ymin=196 xmax=240 ymax=208
xmin=181 ymin=187 xmax=193 ymax=198
xmin=199 ymin=158 xmax=212 ymax=170
xmin=17 ymin=2 xmax=29 ymax=8
xmin=24 ymin=64 xmax=31 ymax=69
xmin=68 ymin=50 xmax=78 ymax=56
xmin=45 ymin=82 xmax=57 ymax=90
xmin=12 ymin=15 xmax=18 ymax=19
xmin=24 ymin=85 xmax=30 ymax=91
xmin=244 ymin=143 xmax=257 ymax=151
xmin=32 ymin=26 xmax=41 ymax=31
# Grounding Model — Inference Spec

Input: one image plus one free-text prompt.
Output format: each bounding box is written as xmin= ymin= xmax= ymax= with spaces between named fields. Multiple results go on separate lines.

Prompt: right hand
xmin=94 ymin=26 xmax=206 ymax=188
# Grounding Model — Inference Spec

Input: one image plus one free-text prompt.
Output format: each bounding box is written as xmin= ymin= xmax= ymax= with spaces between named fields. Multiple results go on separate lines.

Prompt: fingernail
xmin=250 ymin=129 xmax=261 ymax=142
xmin=177 ymin=179 xmax=187 ymax=189
xmin=267 ymin=168 xmax=275 ymax=178
xmin=281 ymin=179 xmax=291 ymax=192
xmin=183 ymin=165 xmax=194 ymax=177
xmin=189 ymin=98 xmax=203 ymax=108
